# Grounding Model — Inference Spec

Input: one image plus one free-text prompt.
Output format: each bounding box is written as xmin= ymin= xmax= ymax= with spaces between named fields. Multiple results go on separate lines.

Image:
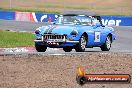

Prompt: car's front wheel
xmin=35 ymin=43 xmax=47 ymax=52
xmin=100 ymin=35 xmax=111 ymax=51
xmin=63 ymin=47 xmax=72 ymax=52
xmin=75 ymin=34 xmax=87 ymax=52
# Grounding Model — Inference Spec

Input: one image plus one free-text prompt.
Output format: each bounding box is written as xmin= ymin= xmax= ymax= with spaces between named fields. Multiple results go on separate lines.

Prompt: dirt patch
xmin=0 ymin=53 xmax=132 ymax=88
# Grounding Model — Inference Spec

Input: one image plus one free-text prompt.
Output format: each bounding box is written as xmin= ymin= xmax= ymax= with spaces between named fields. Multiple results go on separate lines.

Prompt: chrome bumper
xmin=34 ymin=36 xmax=79 ymax=43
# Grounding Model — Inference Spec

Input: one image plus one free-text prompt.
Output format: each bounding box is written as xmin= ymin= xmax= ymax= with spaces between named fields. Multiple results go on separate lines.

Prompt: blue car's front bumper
xmin=34 ymin=35 xmax=79 ymax=47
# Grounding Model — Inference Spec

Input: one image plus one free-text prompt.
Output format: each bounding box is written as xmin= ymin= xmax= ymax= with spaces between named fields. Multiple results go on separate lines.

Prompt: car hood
xmin=40 ymin=24 xmax=75 ymax=35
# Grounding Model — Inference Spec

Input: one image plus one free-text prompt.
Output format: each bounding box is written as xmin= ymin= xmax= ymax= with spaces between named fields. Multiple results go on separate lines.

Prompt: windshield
xmin=55 ymin=16 xmax=80 ymax=24
xmin=55 ymin=15 xmax=92 ymax=25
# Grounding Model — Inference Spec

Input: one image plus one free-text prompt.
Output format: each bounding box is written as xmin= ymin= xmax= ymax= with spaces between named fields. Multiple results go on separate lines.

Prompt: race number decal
xmin=94 ymin=32 xmax=100 ymax=42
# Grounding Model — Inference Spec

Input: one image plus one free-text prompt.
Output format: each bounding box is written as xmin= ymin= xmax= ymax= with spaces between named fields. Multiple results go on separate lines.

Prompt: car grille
xmin=43 ymin=34 xmax=66 ymax=40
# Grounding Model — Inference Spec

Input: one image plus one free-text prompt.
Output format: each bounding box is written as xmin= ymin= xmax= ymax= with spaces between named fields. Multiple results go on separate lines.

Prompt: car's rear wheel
xmin=35 ymin=43 xmax=47 ymax=52
xmin=75 ymin=34 xmax=87 ymax=52
xmin=100 ymin=35 xmax=111 ymax=51
xmin=63 ymin=47 xmax=72 ymax=52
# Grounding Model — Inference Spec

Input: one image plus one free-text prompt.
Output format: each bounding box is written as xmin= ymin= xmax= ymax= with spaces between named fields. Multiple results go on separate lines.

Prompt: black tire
xmin=100 ymin=35 xmax=111 ymax=51
xmin=35 ymin=43 xmax=47 ymax=52
xmin=75 ymin=34 xmax=87 ymax=52
xmin=63 ymin=47 xmax=72 ymax=52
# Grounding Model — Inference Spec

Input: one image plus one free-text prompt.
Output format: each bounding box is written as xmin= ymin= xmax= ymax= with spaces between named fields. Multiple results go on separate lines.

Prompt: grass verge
xmin=0 ymin=30 xmax=34 ymax=48
xmin=0 ymin=7 xmax=60 ymax=14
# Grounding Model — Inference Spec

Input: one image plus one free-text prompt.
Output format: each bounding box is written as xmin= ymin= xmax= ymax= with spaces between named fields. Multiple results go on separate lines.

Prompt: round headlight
xmin=35 ymin=28 xmax=40 ymax=34
xmin=71 ymin=30 xmax=78 ymax=36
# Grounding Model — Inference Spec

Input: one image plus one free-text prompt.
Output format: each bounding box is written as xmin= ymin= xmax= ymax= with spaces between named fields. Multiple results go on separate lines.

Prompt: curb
xmin=0 ymin=47 xmax=62 ymax=53
xmin=0 ymin=47 xmax=36 ymax=53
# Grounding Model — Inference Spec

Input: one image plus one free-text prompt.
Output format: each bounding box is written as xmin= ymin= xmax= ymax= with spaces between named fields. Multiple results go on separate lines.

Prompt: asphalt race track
xmin=0 ymin=20 xmax=132 ymax=88
xmin=0 ymin=19 xmax=132 ymax=53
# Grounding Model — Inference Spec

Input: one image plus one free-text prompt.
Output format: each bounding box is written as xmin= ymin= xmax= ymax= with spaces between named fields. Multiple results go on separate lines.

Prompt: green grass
xmin=0 ymin=30 xmax=34 ymax=48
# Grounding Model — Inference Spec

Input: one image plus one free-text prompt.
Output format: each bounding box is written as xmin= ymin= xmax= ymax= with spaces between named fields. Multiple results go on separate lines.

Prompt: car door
xmin=91 ymin=18 xmax=106 ymax=46
xmin=93 ymin=26 xmax=104 ymax=45
xmin=75 ymin=16 xmax=105 ymax=46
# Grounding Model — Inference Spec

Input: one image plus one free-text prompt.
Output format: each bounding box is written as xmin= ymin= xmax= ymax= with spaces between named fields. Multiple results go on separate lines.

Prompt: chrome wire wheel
xmin=106 ymin=36 xmax=111 ymax=49
xmin=80 ymin=36 xmax=87 ymax=50
xmin=100 ymin=35 xmax=111 ymax=51
xmin=75 ymin=34 xmax=87 ymax=52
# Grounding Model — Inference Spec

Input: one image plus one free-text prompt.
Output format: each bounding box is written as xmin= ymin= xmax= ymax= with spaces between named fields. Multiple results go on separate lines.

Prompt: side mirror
xmin=93 ymin=23 xmax=101 ymax=29
xmin=96 ymin=23 xmax=101 ymax=27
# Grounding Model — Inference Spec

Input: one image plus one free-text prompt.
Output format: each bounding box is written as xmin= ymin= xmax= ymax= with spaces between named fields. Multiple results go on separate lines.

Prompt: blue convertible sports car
xmin=34 ymin=11 xmax=116 ymax=52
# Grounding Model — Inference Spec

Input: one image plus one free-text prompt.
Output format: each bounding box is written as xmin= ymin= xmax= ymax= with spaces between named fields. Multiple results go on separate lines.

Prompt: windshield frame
xmin=55 ymin=15 xmax=92 ymax=26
